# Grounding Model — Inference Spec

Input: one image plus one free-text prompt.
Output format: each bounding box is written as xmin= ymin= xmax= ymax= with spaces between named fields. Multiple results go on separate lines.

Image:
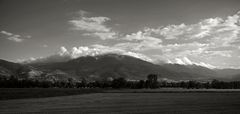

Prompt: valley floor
xmin=0 ymin=88 xmax=240 ymax=114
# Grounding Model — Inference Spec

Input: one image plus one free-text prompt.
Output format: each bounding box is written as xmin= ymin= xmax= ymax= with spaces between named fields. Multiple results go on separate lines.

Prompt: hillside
xmin=0 ymin=59 xmax=30 ymax=78
xmin=0 ymin=59 xmax=75 ymax=82
xmin=1 ymin=54 xmax=240 ymax=81
xmin=29 ymin=54 xmax=214 ymax=81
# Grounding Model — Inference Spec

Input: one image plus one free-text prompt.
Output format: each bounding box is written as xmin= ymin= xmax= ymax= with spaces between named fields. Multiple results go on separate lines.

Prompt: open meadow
xmin=1 ymin=88 xmax=240 ymax=114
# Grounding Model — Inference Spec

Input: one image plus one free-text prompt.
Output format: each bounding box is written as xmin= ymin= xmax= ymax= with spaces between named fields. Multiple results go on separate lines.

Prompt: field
xmin=1 ymin=89 xmax=240 ymax=114
xmin=0 ymin=88 xmax=105 ymax=100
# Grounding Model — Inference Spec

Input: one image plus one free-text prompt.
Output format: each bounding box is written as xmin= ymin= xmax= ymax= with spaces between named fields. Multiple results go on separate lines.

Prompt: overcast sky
xmin=0 ymin=0 xmax=240 ymax=68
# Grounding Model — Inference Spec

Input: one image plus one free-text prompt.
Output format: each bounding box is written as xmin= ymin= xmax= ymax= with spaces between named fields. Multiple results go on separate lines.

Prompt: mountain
xmin=161 ymin=64 xmax=240 ymax=81
xmin=1 ymin=54 xmax=240 ymax=81
xmin=29 ymin=54 xmax=215 ymax=81
xmin=0 ymin=59 xmax=75 ymax=82
xmin=162 ymin=64 xmax=217 ymax=78
xmin=0 ymin=59 xmax=30 ymax=78
xmin=214 ymin=69 xmax=240 ymax=80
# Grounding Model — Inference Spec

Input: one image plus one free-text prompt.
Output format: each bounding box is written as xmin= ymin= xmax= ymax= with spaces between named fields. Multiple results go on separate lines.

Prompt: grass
xmin=0 ymin=91 xmax=240 ymax=114
xmin=106 ymin=88 xmax=240 ymax=93
xmin=0 ymin=88 xmax=104 ymax=100
xmin=1 ymin=88 xmax=240 ymax=100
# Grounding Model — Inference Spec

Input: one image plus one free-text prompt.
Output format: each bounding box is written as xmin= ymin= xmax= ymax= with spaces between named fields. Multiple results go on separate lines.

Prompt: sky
xmin=0 ymin=0 xmax=240 ymax=69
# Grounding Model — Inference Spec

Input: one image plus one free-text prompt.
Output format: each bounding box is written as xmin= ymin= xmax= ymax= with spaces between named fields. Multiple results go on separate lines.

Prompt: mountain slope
xmin=162 ymin=64 xmax=218 ymax=78
xmin=30 ymin=54 xmax=214 ymax=81
xmin=2 ymin=54 xmax=240 ymax=81
xmin=0 ymin=59 xmax=30 ymax=78
xmin=214 ymin=69 xmax=240 ymax=80
xmin=0 ymin=59 xmax=75 ymax=81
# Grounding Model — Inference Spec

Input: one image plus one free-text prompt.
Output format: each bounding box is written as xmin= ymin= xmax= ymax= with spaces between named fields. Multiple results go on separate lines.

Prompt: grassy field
xmin=0 ymin=88 xmax=240 ymax=114
xmin=0 ymin=88 xmax=104 ymax=100
xmin=1 ymin=88 xmax=240 ymax=100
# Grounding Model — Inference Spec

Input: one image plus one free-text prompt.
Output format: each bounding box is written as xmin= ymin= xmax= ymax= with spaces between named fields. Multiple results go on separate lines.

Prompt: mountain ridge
xmin=1 ymin=53 xmax=240 ymax=81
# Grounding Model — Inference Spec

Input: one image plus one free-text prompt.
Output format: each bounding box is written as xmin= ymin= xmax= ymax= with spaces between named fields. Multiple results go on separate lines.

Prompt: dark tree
xmin=112 ymin=77 xmax=127 ymax=88
xmin=137 ymin=80 xmax=145 ymax=89
xmin=146 ymin=74 xmax=158 ymax=89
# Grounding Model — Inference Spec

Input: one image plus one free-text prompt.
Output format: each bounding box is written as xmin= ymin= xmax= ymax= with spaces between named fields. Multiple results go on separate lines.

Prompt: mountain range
xmin=1 ymin=53 xmax=240 ymax=82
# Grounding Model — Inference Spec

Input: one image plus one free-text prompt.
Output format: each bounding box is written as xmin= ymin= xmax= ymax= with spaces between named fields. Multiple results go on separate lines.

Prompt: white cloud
xmin=90 ymin=45 xmax=153 ymax=62
xmin=0 ymin=30 xmax=31 ymax=42
xmin=59 ymin=46 xmax=69 ymax=56
xmin=125 ymin=31 xmax=162 ymax=43
xmin=106 ymin=11 xmax=240 ymax=68
xmin=23 ymin=11 xmax=240 ymax=69
xmin=7 ymin=35 xmax=24 ymax=42
xmin=76 ymin=10 xmax=88 ymax=17
xmin=143 ymin=12 xmax=239 ymax=47
xmin=70 ymin=46 xmax=99 ymax=57
xmin=25 ymin=35 xmax=32 ymax=39
xmin=83 ymin=32 xmax=117 ymax=40
xmin=197 ymin=62 xmax=216 ymax=69
xmin=69 ymin=16 xmax=111 ymax=32
xmin=24 ymin=45 xmax=153 ymax=64
xmin=21 ymin=47 xmax=72 ymax=64
xmin=69 ymin=10 xmax=117 ymax=40
xmin=149 ymin=17 xmax=221 ymax=39
xmin=175 ymin=58 xmax=186 ymax=65
xmin=115 ymin=31 xmax=162 ymax=51
xmin=182 ymin=57 xmax=193 ymax=65
xmin=1 ymin=31 xmax=13 ymax=36
xmin=204 ymin=50 xmax=232 ymax=58
xmin=171 ymin=57 xmax=216 ymax=69
xmin=42 ymin=44 xmax=48 ymax=48
xmin=154 ymin=23 xmax=187 ymax=39
xmin=161 ymin=42 xmax=208 ymax=53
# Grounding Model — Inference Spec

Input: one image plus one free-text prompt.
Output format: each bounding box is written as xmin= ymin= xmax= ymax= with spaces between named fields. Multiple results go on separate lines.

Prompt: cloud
xmin=42 ymin=44 xmax=48 ymax=48
xmin=175 ymin=58 xmax=186 ymax=65
xmin=59 ymin=46 xmax=69 ymax=56
xmin=83 ymin=32 xmax=117 ymax=40
xmin=197 ymin=62 xmax=217 ymax=69
xmin=68 ymin=45 xmax=153 ymax=62
xmin=23 ymin=10 xmax=240 ymax=69
xmin=23 ymin=45 xmax=153 ymax=64
xmin=114 ymin=31 xmax=162 ymax=51
xmin=204 ymin=50 xmax=232 ymax=58
xmin=146 ymin=23 xmax=187 ymax=39
xmin=21 ymin=47 xmax=72 ymax=64
xmin=69 ymin=16 xmax=111 ymax=32
xmin=125 ymin=31 xmax=162 ymax=43
xmin=169 ymin=57 xmax=216 ymax=69
xmin=76 ymin=10 xmax=88 ymax=17
xmin=1 ymin=31 xmax=13 ymax=36
xmin=161 ymin=42 xmax=208 ymax=53
xmin=103 ymin=11 xmax=240 ymax=68
xmin=69 ymin=10 xmax=117 ymax=40
xmin=25 ymin=35 xmax=32 ymax=39
xmin=7 ymin=35 xmax=24 ymax=42
xmin=146 ymin=12 xmax=240 ymax=47
xmin=0 ymin=30 xmax=31 ymax=42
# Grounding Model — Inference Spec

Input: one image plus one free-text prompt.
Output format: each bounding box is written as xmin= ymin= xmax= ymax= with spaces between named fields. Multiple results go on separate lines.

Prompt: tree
xmin=146 ymin=74 xmax=158 ymax=89
xmin=211 ymin=79 xmax=220 ymax=89
xmin=81 ymin=78 xmax=87 ymax=88
xmin=112 ymin=77 xmax=127 ymax=88
xmin=137 ymin=80 xmax=145 ymax=89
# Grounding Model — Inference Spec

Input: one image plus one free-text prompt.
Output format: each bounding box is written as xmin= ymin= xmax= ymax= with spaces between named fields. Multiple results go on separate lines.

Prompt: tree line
xmin=1 ymin=74 xmax=240 ymax=89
